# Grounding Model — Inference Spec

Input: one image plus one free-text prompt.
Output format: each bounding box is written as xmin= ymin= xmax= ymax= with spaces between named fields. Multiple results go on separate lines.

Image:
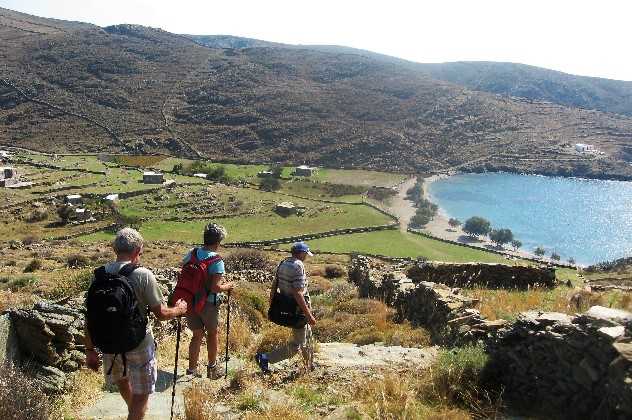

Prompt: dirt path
xmin=80 ymin=343 xmax=437 ymax=419
xmin=386 ymin=177 xmax=417 ymax=231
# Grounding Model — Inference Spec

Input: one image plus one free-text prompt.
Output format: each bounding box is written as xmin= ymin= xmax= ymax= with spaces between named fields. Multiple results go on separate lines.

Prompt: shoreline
xmin=421 ymin=174 xmax=562 ymax=265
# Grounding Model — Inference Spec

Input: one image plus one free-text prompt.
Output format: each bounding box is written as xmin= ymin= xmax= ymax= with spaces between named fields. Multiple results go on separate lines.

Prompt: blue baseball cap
xmin=291 ymin=241 xmax=313 ymax=256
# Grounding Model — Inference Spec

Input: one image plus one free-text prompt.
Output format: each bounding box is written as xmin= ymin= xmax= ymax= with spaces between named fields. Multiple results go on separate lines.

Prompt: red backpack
xmin=169 ymin=248 xmax=222 ymax=314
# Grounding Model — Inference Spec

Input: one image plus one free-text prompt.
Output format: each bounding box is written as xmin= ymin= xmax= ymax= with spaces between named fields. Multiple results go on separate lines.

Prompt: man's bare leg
xmin=207 ymin=327 xmax=218 ymax=366
xmin=128 ymin=393 xmax=150 ymax=420
xmin=188 ymin=329 xmax=204 ymax=372
xmin=116 ymin=378 xmax=132 ymax=408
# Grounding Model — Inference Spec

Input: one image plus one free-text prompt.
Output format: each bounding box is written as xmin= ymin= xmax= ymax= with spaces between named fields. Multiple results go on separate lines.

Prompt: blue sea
xmin=427 ymin=173 xmax=632 ymax=266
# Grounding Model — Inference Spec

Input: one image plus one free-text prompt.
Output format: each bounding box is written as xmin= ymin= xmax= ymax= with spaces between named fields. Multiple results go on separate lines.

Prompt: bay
xmin=427 ymin=173 xmax=632 ymax=265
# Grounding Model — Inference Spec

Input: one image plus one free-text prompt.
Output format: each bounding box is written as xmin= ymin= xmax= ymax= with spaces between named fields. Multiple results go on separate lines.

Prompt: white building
xmin=193 ymin=173 xmax=208 ymax=179
xmin=294 ymin=165 xmax=316 ymax=177
xmin=575 ymin=143 xmax=596 ymax=153
xmin=143 ymin=171 xmax=164 ymax=184
xmin=0 ymin=151 xmax=11 ymax=161
xmin=104 ymin=194 xmax=119 ymax=202
xmin=65 ymin=194 xmax=82 ymax=206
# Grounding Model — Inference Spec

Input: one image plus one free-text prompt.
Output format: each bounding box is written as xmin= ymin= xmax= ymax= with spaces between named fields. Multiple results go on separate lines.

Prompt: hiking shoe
xmin=207 ymin=363 xmax=223 ymax=380
xmin=185 ymin=368 xmax=202 ymax=378
xmin=255 ymin=352 xmax=270 ymax=374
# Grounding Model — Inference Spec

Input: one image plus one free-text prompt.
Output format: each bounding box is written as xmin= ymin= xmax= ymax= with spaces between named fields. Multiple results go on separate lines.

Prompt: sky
xmin=2 ymin=0 xmax=631 ymax=81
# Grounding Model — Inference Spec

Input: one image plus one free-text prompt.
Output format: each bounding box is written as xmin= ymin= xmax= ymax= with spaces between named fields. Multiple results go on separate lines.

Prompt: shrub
xmin=25 ymin=208 xmax=49 ymax=223
xmin=22 ymin=235 xmax=38 ymax=245
xmin=324 ymin=264 xmax=345 ymax=278
xmin=66 ymin=254 xmax=90 ymax=268
xmin=44 ymin=270 xmax=93 ymax=299
xmin=551 ymin=252 xmax=561 ymax=261
xmin=224 ymin=249 xmax=272 ymax=272
xmin=0 ymin=275 xmax=38 ymax=290
xmin=448 ymin=218 xmax=461 ymax=228
xmin=0 ymin=364 xmax=53 ymax=420
xmin=534 ymin=246 xmax=546 ymax=257
xmin=56 ymin=205 xmax=74 ymax=224
xmin=254 ymin=324 xmax=290 ymax=354
xmin=260 ymin=177 xmax=281 ymax=192
xmin=23 ymin=259 xmax=42 ymax=273
xmin=4 ymin=260 xmax=17 ymax=267
xmin=489 ymin=228 xmax=513 ymax=247
xmin=463 ymin=216 xmax=491 ymax=238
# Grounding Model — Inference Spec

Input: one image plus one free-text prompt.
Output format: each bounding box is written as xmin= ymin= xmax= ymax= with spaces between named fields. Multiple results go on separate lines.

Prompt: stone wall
xmin=406 ymin=261 xmax=557 ymax=289
xmin=486 ymin=306 xmax=632 ymax=419
xmin=7 ymin=299 xmax=86 ymax=393
xmin=348 ymin=255 xmax=505 ymax=345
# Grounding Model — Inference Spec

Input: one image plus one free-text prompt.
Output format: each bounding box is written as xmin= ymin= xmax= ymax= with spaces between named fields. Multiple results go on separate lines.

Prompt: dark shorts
xmin=186 ymin=302 xmax=219 ymax=331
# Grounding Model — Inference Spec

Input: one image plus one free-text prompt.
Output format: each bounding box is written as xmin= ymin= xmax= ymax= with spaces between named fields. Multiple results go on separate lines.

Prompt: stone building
xmin=143 ymin=171 xmax=164 ymax=184
xmin=294 ymin=165 xmax=316 ymax=176
xmin=275 ymin=202 xmax=297 ymax=216
xmin=65 ymin=194 xmax=82 ymax=206
xmin=0 ymin=166 xmax=18 ymax=187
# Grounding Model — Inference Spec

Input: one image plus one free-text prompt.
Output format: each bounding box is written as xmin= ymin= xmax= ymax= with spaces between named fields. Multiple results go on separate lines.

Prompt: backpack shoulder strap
xmin=188 ymin=248 xmax=199 ymax=265
xmin=93 ymin=265 xmax=107 ymax=281
xmin=119 ymin=263 xmax=140 ymax=278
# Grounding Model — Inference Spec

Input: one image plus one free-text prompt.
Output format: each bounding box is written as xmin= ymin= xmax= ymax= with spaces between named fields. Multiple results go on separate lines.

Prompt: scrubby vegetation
xmin=0 ymin=365 xmax=54 ymax=420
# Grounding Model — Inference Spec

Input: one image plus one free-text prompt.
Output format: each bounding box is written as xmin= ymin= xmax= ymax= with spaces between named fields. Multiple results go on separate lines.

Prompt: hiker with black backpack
xmin=173 ymin=223 xmax=235 ymax=379
xmin=256 ymin=241 xmax=316 ymax=373
xmin=85 ymin=228 xmax=187 ymax=420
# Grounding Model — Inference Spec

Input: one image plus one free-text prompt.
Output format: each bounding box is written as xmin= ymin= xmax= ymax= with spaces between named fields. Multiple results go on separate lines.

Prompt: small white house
xmin=65 ymin=194 xmax=82 ymax=206
xmin=143 ymin=171 xmax=164 ymax=184
xmin=275 ymin=202 xmax=297 ymax=216
xmin=0 ymin=151 xmax=11 ymax=161
xmin=104 ymin=194 xmax=119 ymax=202
xmin=193 ymin=173 xmax=208 ymax=179
xmin=73 ymin=208 xmax=92 ymax=221
xmin=257 ymin=170 xmax=274 ymax=178
xmin=294 ymin=165 xmax=316 ymax=177
xmin=575 ymin=143 xmax=595 ymax=153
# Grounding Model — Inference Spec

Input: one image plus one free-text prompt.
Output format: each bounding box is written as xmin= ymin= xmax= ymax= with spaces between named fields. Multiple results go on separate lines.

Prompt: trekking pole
xmin=170 ymin=317 xmax=182 ymax=420
xmin=225 ymin=291 xmax=231 ymax=378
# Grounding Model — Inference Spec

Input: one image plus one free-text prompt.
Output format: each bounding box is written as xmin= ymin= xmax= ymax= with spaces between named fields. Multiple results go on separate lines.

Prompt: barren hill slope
xmin=1 ymin=8 xmax=632 ymax=178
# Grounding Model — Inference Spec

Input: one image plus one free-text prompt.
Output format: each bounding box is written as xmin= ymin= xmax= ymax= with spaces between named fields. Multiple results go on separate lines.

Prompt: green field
xmin=310 ymin=168 xmax=407 ymax=187
xmin=293 ymin=230 xmax=514 ymax=263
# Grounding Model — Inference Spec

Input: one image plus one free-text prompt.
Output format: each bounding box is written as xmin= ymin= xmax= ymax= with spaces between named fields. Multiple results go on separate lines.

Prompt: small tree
xmin=172 ymin=163 xmax=184 ymax=174
xmin=568 ymin=257 xmax=576 ymax=265
xmin=534 ymin=246 xmax=546 ymax=257
xmin=56 ymin=205 xmax=74 ymax=225
xmin=260 ymin=177 xmax=281 ymax=192
xmin=510 ymin=239 xmax=522 ymax=251
xmin=551 ymin=252 xmax=561 ymax=261
xmin=269 ymin=165 xmax=284 ymax=178
xmin=463 ymin=216 xmax=491 ymax=238
xmin=448 ymin=218 xmax=461 ymax=229
xmin=489 ymin=228 xmax=514 ymax=247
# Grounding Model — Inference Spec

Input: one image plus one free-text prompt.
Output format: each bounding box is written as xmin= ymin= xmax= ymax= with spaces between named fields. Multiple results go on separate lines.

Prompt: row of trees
xmin=452 ymin=216 xmax=522 ymax=249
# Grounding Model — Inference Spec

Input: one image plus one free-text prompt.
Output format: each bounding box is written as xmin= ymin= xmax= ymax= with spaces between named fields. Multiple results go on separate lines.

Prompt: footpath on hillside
xmin=81 ymin=343 xmax=437 ymax=419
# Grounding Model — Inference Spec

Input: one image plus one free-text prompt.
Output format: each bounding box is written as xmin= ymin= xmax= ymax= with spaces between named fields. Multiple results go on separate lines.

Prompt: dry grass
xmin=244 ymin=403 xmax=305 ymax=420
xmin=0 ymin=290 xmax=36 ymax=312
xmin=254 ymin=324 xmax=292 ymax=355
xmin=183 ymin=380 xmax=222 ymax=420
xmin=0 ymin=364 xmax=53 ymax=420
xmin=468 ymin=287 xmax=632 ymax=320
xmin=56 ymin=368 xmax=104 ymax=417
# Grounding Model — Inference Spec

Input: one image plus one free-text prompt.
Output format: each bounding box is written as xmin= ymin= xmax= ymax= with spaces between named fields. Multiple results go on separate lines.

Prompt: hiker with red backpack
xmin=84 ymin=228 xmax=187 ymax=420
xmin=173 ymin=223 xmax=235 ymax=379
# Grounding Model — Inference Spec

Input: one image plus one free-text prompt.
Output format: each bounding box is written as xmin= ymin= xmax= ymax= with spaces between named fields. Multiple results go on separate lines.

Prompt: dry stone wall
xmin=486 ymin=307 xmax=632 ymax=419
xmin=348 ymin=255 xmax=505 ymax=345
xmin=348 ymin=255 xmax=632 ymax=419
xmin=406 ymin=260 xmax=556 ymax=289
xmin=7 ymin=299 xmax=86 ymax=393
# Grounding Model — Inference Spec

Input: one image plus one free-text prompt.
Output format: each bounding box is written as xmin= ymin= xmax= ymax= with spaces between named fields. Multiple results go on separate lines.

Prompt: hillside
xmin=2 ymin=8 xmax=632 ymax=179
xmin=418 ymin=61 xmax=632 ymax=117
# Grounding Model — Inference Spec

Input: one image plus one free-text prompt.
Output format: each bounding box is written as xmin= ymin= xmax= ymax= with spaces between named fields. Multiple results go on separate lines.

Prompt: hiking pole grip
xmin=225 ymin=291 xmax=231 ymax=378
xmin=170 ymin=316 xmax=181 ymax=420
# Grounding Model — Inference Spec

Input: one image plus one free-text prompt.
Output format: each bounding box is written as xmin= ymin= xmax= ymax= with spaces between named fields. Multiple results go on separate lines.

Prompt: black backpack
xmin=86 ymin=264 xmax=147 ymax=374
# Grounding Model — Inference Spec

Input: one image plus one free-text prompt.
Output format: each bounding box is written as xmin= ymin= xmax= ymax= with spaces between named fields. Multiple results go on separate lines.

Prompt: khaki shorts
xmin=103 ymin=341 xmax=157 ymax=395
xmin=186 ymin=302 xmax=220 ymax=331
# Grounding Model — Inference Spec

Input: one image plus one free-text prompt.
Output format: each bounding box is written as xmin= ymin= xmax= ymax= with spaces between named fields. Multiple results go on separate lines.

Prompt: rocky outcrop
xmin=393 ymin=281 xmax=506 ymax=346
xmin=406 ymin=261 xmax=557 ymax=289
xmin=486 ymin=306 xmax=632 ymax=419
xmin=0 ymin=313 xmax=20 ymax=366
xmin=8 ymin=299 xmax=85 ymax=393
xmin=348 ymin=255 xmax=505 ymax=345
